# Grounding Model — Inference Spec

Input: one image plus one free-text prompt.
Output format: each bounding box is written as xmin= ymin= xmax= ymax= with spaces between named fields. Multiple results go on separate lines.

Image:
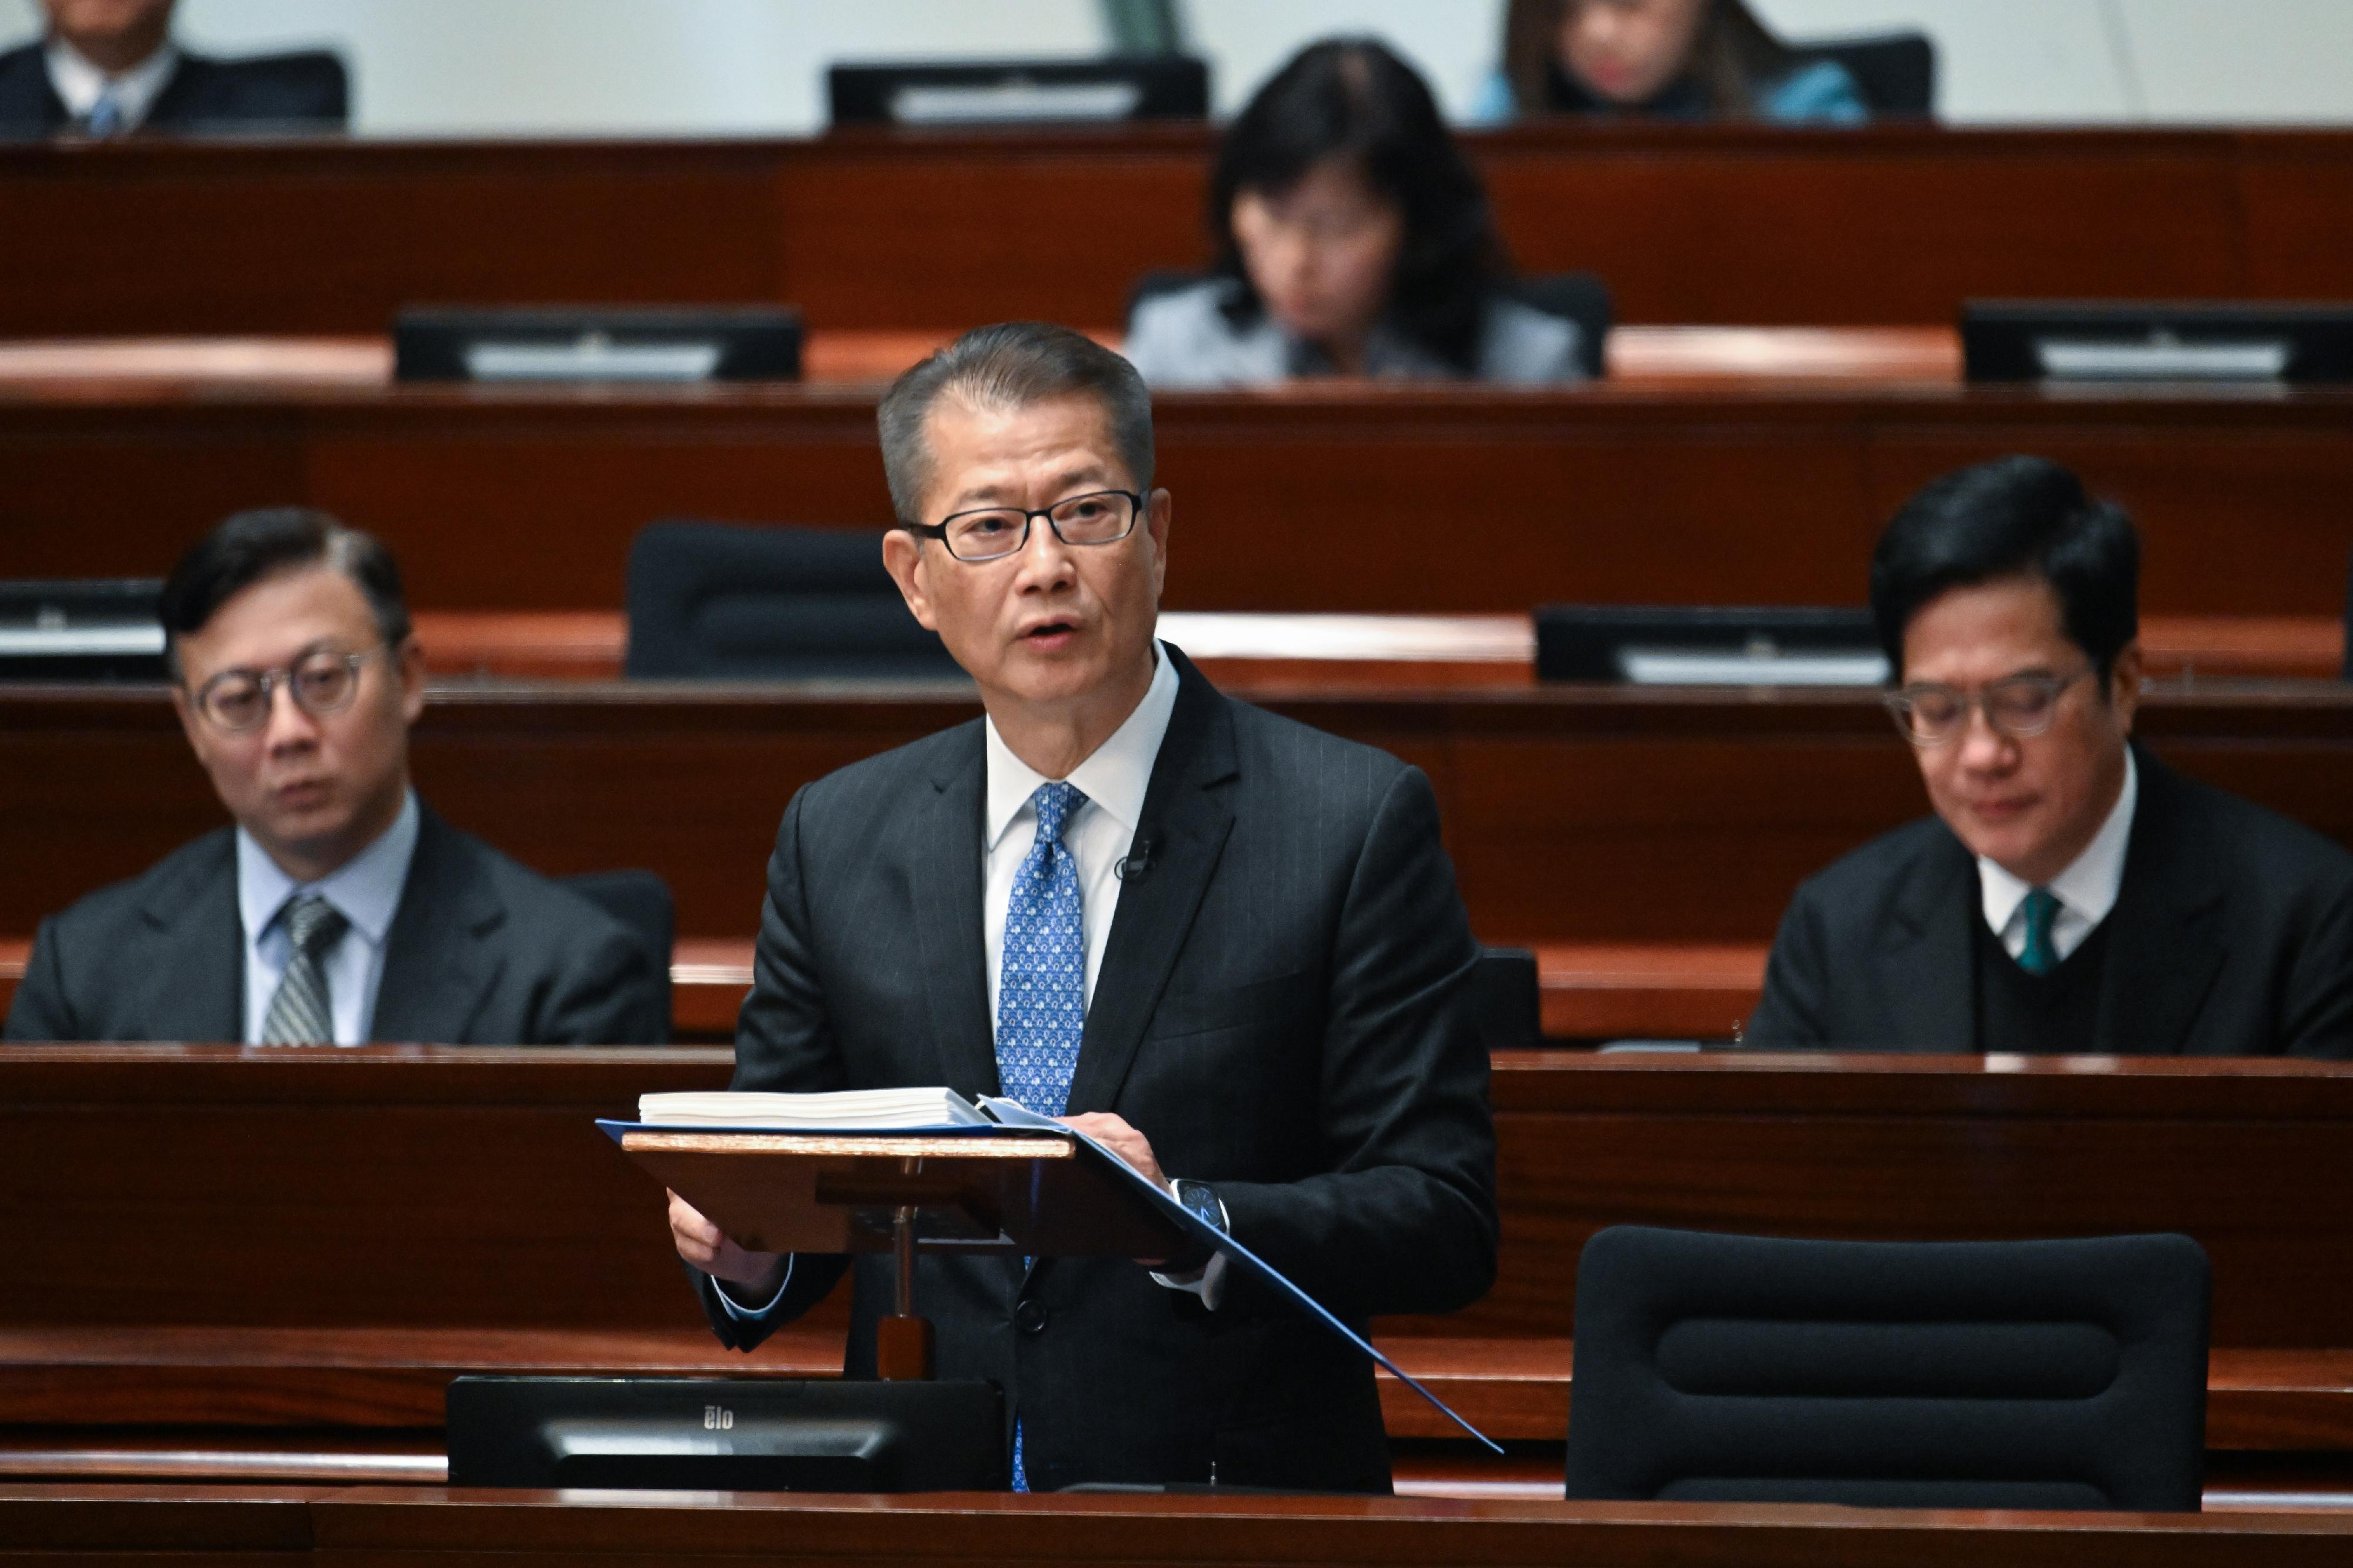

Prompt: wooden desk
xmin=8 ymin=376 xmax=2352 ymax=618
xmin=5 ymin=679 xmax=2349 ymax=943
xmin=5 ymin=1483 xmax=2351 ymax=1567
xmin=4 ymin=126 xmax=2351 ymax=332
xmin=404 ymin=608 xmax=2348 ymax=685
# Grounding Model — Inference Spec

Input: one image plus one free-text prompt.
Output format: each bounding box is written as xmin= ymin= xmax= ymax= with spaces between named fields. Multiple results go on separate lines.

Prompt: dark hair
xmin=1503 ymin=0 xmax=1799 ymax=119
xmin=158 ymin=507 xmax=412 ymax=679
xmin=878 ymin=321 xmax=1154 ymax=524
xmin=1869 ymin=456 xmax=2140 ymax=685
xmin=1208 ymin=37 xmax=1505 ymax=373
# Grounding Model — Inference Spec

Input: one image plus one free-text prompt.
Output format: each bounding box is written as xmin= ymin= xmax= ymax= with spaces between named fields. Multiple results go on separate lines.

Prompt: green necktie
xmin=2017 ymin=886 xmax=2061 ymax=977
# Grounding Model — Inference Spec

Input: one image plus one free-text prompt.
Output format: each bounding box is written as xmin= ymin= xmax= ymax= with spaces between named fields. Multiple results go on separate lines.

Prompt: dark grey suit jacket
xmin=4 ymin=805 xmax=664 ymax=1045
xmin=0 ymin=42 xmax=346 ymax=136
xmin=695 ymin=648 xmax=1498 ymax=1492
xmin=1747 ymin=747 xmax=2353 ymax=1057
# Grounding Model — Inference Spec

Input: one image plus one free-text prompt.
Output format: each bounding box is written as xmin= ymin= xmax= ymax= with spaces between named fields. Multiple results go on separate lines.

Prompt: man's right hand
xmin=668 ymin=1189 xmax=787 ymax=1303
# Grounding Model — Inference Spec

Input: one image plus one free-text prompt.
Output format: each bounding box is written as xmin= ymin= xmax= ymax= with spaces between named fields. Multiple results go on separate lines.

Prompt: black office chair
xmin=624 ymin=521 xmax=963 ymax=681
xmin=562 ymin=869 xmax=675 ymax=1045
xmin=1124 ymin=269 xmax=1612 ymax=381
xmin=1797 ymin=32 xmax=1937 ymax=117
xmin=1564 ymin=1226 xmax=2209 ymax=1511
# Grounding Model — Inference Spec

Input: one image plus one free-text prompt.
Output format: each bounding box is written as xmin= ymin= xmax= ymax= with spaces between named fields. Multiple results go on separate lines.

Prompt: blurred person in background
xmin=1475 ymin=0 xmax=1865 ymax=124
xmin=0 ymin=0 xmax=345 ymax=137
xmin=1122 ymin=37 xmax=1585 ymax=389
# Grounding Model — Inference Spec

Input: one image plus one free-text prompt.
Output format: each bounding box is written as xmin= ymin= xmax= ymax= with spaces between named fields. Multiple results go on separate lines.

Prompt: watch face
xmin=1179 ymin=1181 xmax=1221 ymax=1227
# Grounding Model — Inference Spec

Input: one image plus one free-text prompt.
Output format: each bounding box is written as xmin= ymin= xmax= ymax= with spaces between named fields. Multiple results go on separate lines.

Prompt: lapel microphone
xmin=1114 ymin=836 xmax=1156 ymax=882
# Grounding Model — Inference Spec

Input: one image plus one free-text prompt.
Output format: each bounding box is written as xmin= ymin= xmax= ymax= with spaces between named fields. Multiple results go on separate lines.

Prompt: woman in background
xmin=1122 ymin=37 xmax=1584 ymax=389
xmin=1477 ymin=0 xmax=1867 ymax=125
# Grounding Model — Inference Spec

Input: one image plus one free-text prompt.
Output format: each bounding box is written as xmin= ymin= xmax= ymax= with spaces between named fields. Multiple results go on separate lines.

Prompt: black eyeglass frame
xmin=901 ymin=489 xmax=1146 ymax=563
xmin=187 ymin=643 xmax=391 ymax=734
xmin=1881 ymin=664 xmax=2095 ymax=748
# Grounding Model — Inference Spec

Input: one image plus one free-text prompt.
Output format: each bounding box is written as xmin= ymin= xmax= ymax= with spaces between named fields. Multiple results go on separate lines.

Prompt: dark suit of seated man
xmin=0 ymin=0 xmax=346 ymax=138
xmin=4 ymin=509 xmax=664 ymax=1046
xmin=1748 ymin=455 xmax=2353 ymax=1057
xmin=665 ymin=322 xmax=1498 ymax=1493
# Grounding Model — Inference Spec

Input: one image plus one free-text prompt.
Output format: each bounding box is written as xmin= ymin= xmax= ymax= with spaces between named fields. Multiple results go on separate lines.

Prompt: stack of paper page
xmin=636 ymin=1087 xmax=991 ymax=1129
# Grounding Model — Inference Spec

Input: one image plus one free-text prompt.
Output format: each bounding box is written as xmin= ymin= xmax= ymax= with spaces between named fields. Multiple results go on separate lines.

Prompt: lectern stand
xmin=613 ymin=1127 xmax=1194 ymax=1381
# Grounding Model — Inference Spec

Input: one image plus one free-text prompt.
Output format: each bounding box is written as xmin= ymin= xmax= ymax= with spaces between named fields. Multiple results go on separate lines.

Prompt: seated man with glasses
xmin=5 ymin=508 xmax=664 ymax=1046
xmin=1747 ymin=454 xmax=2353 ymax=1057
xmin=665 ymin=321 xmax=1497 ymax=1492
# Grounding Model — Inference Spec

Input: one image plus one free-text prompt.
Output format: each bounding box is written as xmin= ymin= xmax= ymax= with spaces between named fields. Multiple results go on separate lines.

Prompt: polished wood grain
xmin=9 ymin=378 xmax=2353 ymax=617
xmin=5 ymin=1049 xmax=2351 ymax=1353
xmin=6 ymin=679 xmax=2348 ymax=945
xmin=4 ymin=1480 xmax=2352 ymax=1567
xmin=404 ymin=609 xmax=2347 ymax=685
xmin=6 ymin=126 xmax=2353 ymax=333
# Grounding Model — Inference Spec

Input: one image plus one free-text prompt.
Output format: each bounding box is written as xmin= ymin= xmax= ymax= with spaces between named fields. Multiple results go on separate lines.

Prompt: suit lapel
xmin=1878 ymin=828 xmax=1978 ymax=1053
xmin=2093 ymin=753 xmax=2226 ymax=1055
xmin=910 ymin=727 xmax=1000 ymax=1098
xmin=136 ymin=833 xmax=244 ymax=1042
xmin=371 ymin=809 xmax=499 ymax=1043
xmin=1064 ymin=654 xmax=1238 ymax=1116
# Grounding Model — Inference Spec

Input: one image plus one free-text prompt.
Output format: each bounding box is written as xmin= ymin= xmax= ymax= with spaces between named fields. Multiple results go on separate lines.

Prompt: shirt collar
xmin=983 ymin=640 xmax=1179 ymax=852
xmin=1977 ymin=749 xmax=2138 ymax=935
xmin=237 ymin=789 xmax=422 ymax=947
xmin=45 ymin=35 xmax=180 ymax=125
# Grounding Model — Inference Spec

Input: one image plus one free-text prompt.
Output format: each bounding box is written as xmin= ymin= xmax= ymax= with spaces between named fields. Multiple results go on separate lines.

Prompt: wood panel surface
xmin=6 ymin=1482 xmax=2353 ymax=1567
xmin=8 ymin=380 xmax=2353 ymax=616
xmin=5 ymin=1048 xmax=2352 ymax=1350
xmin=5 ymin=679 xmax=2352 ymax=945
xmin=5 ymin=127 xmax=2353 ymax=334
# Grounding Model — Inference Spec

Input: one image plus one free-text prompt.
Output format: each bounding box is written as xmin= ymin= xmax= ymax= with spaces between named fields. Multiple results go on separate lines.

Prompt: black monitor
xmin=446 ymin=1377 xmax=1005 ymax=1492
xmin=1536 ymin=605 xmax=1887 ymax=686
xmin=827 ymin=56 xmax=1210 ymax=127
xmin=0 ymin=579 xmax=168 ymax=682
xmin=394 ymin=308 xmax=802 ymax=384
xmin=1962 ymin=300 xmax=2353 ymax=383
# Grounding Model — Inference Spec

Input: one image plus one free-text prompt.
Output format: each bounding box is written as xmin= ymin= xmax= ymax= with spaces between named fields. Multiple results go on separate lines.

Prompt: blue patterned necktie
xmin=261 ymin=894 xmax=349 ymax=1044
xmin=2016 ymin=886 xmax=2061 ymax=977
xmin=85 ymin=86 xmax=125 ymax=138
xmin=994 ymin=780 xmax=1088 ymax=1492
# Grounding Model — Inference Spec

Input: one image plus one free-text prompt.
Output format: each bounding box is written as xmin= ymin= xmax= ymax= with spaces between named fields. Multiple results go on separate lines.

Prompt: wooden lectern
xmin=616 ymin=1129 xmax=1192 ymax=1381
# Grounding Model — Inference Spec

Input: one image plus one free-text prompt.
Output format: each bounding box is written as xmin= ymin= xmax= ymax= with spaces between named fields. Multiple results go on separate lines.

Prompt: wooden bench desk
xmin=5 ymin=125 xmax=2351 ymax=332
xmin=5 ymin=678 xmax=2349 ymax=943
xmin=6 ymin=372 xmax=2351 ymax=618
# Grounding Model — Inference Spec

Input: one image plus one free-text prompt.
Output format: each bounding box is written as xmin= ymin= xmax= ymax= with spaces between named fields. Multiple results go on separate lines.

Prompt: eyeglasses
xmin=1883 ymin=666 xmax=2091 ymax=747
xmin=188 ymin=645 xmax=386 ymax=734
xmin=903 ymin=489 xmax=1142 ymax=563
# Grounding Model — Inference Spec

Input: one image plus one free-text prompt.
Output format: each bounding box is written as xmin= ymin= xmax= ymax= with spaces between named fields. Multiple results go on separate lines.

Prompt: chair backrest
xmin=1470 ymin=946 xmax=1542 ymax=1052
xmin=624 ymin=521 xmax=963 ymax=681
xmin=1564 ymin=1226 xmax=2209 ymax=1510
xmin=561 ymin=870 xmax=674 ymax=1045
xmin=1796 ymin=32 xmax=1937 ymax=116
xmin=1507 ymin=272 xmax=1612 ymax=379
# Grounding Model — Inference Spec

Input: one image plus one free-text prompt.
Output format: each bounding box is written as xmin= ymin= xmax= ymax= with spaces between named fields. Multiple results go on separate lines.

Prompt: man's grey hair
xmin=876 ymin=321 xmax=1155 ymax=525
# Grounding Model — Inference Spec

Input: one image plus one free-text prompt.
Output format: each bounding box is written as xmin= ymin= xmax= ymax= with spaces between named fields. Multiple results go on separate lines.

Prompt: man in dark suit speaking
xmin=667 ymin=321 xmax=1498 ymax=1493
xmin=1748 ymin=455 xmax=2353 ymax=1056
xmin=5 ymin=509 xmax=664 ymax=1046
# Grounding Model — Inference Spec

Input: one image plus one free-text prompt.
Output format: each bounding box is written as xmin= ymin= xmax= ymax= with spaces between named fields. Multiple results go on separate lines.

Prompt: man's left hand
xmin=1059 ymin=1111 xmax=1174 ymax=1266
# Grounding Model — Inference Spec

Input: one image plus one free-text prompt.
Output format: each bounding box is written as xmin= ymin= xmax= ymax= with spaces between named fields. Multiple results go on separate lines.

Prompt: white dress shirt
xmin=723 ymin=643 xmax=1228 ymax=1316
xmin=1977 ymin=749 xmax=2138 ymax=965
xmin=236 ymin=790 xmax=419 ymax=1045
xmin=45 ymin=36 xmax=181 ymax=131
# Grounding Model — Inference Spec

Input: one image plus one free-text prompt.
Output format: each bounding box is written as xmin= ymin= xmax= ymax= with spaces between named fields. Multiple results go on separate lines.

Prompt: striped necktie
xmin=2016 ymin=886 xmax=2062 ymax=977
xmin=262 ymin=895 xmax=350 ymax=1044
xmin=994 ymin=780 xmax=1088 ymax=1493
